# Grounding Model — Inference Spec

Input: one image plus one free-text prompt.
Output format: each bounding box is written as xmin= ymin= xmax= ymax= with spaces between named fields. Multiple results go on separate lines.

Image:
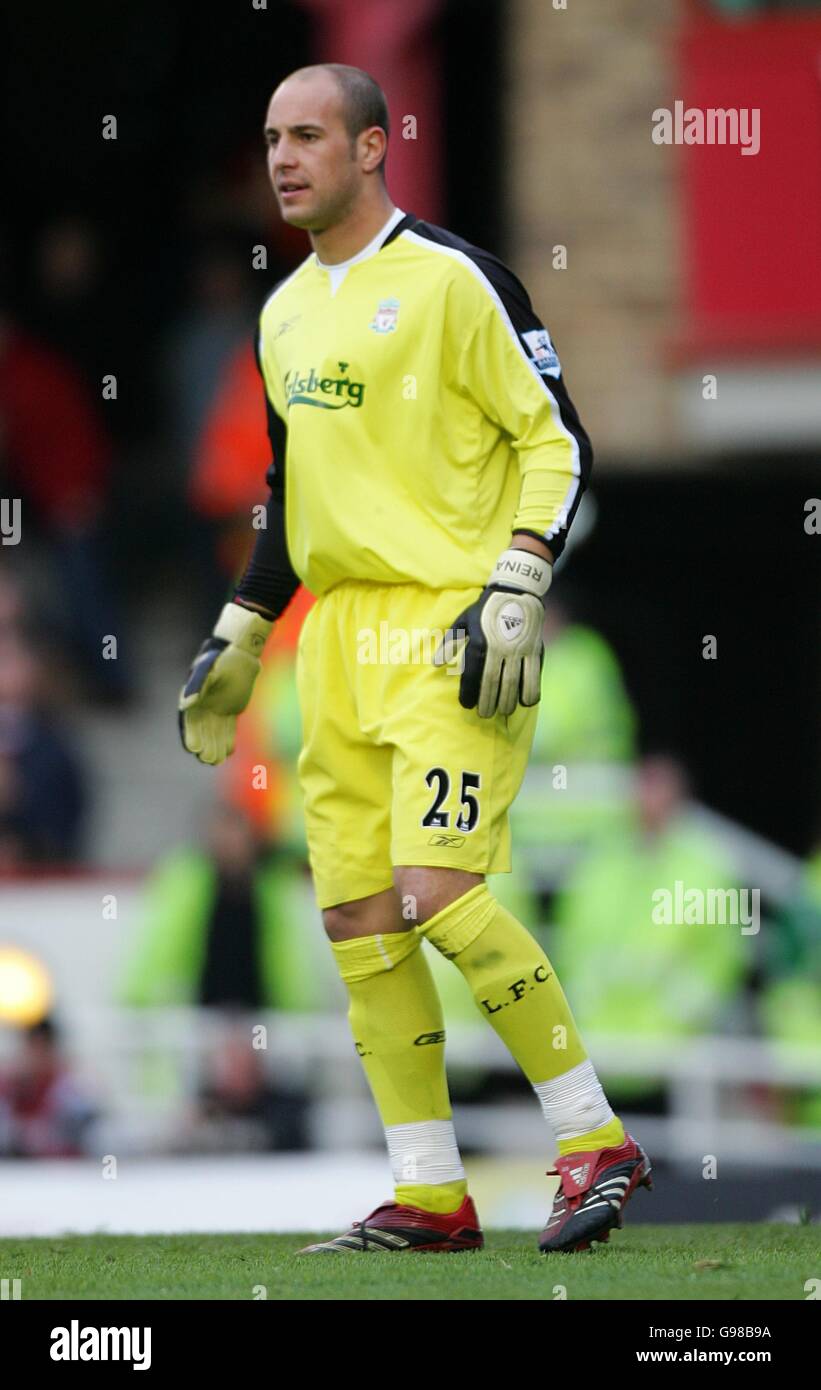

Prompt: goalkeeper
xmin=179 ymin=62 xmax=652 ymax=1254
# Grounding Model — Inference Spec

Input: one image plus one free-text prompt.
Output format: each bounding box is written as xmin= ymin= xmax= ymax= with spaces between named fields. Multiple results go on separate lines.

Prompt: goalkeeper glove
xmin=433 ymin=548 xmax=552 ymax=718
xmin=178 ymin=601 xmax=273 ymax=765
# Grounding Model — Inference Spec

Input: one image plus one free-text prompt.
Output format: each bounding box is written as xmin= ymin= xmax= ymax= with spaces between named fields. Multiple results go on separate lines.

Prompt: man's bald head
xmin=279 ymin=64 xmax=389 ymax=174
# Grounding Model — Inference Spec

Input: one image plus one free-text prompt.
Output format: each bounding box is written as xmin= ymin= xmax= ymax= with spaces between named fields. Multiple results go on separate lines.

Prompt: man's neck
xmin=310 ymin=195 xmax=398 ymax=266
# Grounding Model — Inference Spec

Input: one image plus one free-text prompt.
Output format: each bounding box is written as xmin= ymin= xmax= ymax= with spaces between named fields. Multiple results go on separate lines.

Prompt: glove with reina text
xmin=433 ymin=548 xmax=552 ymax=718
xmin=178 ymin=601 xmax=274 ymax=765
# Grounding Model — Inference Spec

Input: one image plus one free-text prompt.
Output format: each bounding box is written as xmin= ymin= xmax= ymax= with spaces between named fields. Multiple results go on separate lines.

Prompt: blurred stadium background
xmin=0 ymin=0 xmax=819 ymax=1235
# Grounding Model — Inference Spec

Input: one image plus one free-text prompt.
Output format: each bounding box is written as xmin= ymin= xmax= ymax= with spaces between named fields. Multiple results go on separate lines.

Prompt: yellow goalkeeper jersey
xmin=256 ymin=208 xmax=592 ymax=597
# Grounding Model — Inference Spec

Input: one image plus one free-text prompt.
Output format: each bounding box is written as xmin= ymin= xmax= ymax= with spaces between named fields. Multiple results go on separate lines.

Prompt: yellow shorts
xmin=295 ymin=579 xmax=539 ymax=909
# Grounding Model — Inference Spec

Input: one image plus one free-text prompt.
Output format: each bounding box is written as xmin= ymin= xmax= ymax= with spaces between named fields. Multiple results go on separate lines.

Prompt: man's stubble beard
xmin=287 ymin=166 xmax=362 ymax=235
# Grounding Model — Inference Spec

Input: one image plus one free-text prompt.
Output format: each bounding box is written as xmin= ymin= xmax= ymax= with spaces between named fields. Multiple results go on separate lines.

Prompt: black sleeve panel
xmin=404 ymin=216 xmax=594 ymax=561
xmin=232 ymin=326 xmax=302 ymax=619
xmin=479 ymin=254 xmax=593 ymax=560
xmin=474 ymin=250 xmax=594 ymax=490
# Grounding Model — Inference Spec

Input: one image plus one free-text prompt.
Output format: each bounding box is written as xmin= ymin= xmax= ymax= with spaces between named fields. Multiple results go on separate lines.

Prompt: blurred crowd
xmin=0 ymin=192 xmax=297 ymax=871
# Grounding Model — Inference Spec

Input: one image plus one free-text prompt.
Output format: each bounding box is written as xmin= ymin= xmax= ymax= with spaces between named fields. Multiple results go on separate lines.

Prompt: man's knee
xmin=393 ymin=866 xmax=484 ymax=927
xmin=322 ymin=886 xmax=406 ymax=942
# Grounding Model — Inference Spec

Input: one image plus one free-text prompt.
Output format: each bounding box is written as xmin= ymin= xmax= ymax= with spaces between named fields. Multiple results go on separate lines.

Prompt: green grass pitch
xmin=0 ymin=1225 xmax=815 ymax=1300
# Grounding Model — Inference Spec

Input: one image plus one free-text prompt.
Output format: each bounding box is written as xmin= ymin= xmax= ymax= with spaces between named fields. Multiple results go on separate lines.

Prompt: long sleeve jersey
xmin=235 ymin=209 xmax=592 ymax=618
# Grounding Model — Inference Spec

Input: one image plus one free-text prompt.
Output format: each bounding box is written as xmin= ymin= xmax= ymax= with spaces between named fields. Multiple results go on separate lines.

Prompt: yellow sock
xmin=393 ymin=1181 xmax=467 ymax=1214
xmin=421 ymin=883 xmax=588 ymax=1082
xmin=331 ymin=929 xmax=468 ymax=1215
xmin=556 ymin=1116 xmax=625 ymax=1157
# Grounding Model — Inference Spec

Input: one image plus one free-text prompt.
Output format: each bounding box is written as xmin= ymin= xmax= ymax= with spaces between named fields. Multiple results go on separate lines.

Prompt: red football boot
xmin=297 ymin=1194 xmax=483 ymax=1254
xmin=539 ymin=1132 xmax=653 ymax=1253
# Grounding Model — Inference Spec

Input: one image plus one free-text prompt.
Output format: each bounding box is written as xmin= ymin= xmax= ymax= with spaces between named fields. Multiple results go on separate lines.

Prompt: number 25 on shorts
xmin=421 ymin=767 xmax=481 ymax=833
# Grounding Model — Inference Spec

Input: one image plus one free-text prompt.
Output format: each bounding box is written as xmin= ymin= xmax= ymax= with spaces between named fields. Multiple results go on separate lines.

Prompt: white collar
xmin=316 ymin=205 xmax=405 ymax=279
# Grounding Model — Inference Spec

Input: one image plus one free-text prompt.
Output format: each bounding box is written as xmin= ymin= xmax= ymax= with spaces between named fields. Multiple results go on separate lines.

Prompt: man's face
xmin=264 ymin=73 xmax=362 ymax=232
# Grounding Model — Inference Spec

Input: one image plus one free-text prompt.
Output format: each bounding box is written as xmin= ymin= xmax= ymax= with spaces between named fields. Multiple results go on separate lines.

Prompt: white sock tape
xmin=533 ymin=1059 xmax=615 ymax=1141
xmin=385 ymin=1119 xmax=466 ymax=1186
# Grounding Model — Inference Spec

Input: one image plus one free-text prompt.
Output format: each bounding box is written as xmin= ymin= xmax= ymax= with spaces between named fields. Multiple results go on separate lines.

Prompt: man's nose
xmin=273 ymin=139 xmax=298 ymax=169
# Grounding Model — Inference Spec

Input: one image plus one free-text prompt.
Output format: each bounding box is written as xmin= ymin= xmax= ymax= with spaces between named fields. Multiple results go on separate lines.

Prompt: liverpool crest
xmin=370 ymin=297 xmax=400 ymax=333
